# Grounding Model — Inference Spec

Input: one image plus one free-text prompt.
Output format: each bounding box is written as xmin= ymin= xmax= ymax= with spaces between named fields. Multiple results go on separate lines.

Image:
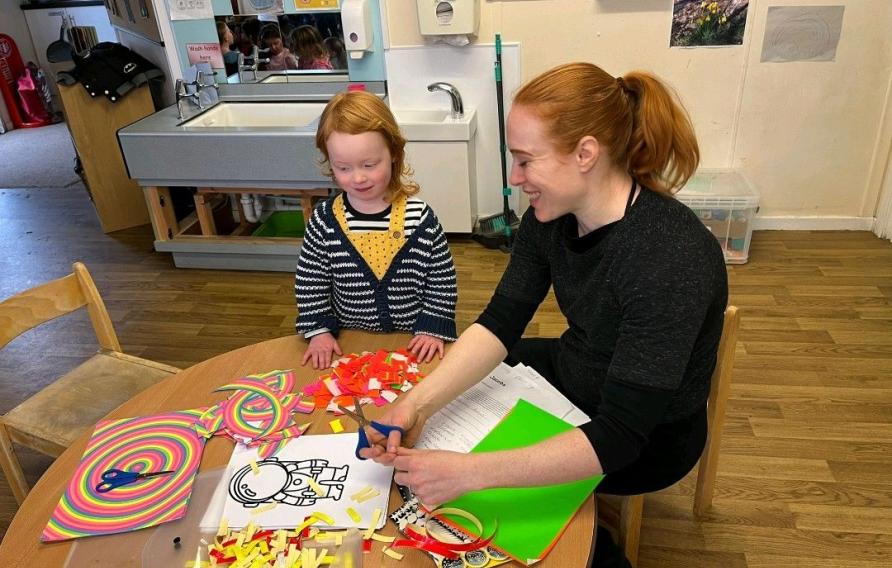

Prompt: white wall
xmin=0 ymin=0 xmax=38 ymax=64
xmin=384 ymin=0 xmax=892 ymax=226
xmin=0 ymin=0 xmax=39 ymax=128
xmin=385 ymin=43 xmax=522 ymax=219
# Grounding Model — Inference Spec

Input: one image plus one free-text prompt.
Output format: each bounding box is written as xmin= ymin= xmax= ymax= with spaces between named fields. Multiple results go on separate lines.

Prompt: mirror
xmin=215 ymin=13 xmax=347 ymax=80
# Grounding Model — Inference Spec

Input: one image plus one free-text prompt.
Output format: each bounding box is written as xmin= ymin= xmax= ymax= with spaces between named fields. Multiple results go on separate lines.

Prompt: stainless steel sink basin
xmin=392 ymin=108 xmax=477 ymax=141
xmin=182 ymin=102 xmax=326 ymax=128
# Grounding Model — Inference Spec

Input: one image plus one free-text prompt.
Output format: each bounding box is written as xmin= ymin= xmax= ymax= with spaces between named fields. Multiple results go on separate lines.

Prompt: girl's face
xmin=326 ymin=131 xmax=394 ymax=213
xmin=266 ymin=37 xmax=284 ymax=55
xmin=507 ymin=105 xmax=587 ymax=223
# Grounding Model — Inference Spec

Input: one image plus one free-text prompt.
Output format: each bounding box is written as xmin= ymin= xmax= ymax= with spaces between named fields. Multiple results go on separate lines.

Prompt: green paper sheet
xmin=443 ymin=399 xmax=603 ymax=565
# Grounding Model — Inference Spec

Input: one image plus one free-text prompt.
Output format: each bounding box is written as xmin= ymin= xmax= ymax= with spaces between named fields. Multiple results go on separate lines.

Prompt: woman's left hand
xmin=392 ymin=447 xmax=479 ymax=509
xmin=407 ymin=334 xmax=445 ymax=363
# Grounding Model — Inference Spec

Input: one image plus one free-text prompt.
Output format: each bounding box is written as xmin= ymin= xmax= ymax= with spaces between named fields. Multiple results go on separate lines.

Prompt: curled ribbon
xmin=391 ymin=507 xmax=497 ymax=560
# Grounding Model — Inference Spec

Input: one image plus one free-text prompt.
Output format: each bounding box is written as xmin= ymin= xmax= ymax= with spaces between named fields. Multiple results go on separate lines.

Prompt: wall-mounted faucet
xmin=238 ymin=46 xmax=270 ymax=83
xmin=175 ymin=79 xmax=201 ymax=119
xmin=427 ymin=82 xmax=464 ymax=119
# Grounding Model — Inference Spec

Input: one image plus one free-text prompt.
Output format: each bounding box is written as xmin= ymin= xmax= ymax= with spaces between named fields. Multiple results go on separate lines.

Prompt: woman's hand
xmin=359 ymin=399 xmax=427 ymax=465
xmin=301 ymin=332 xmax=342 ymax=369
xmin=408 ymin=334 xmax=445 ymax=364
xmin=393 ymin=448 xmax=480 ymax=509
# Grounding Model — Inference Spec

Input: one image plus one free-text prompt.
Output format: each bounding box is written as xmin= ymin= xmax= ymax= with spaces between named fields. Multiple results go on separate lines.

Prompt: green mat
xmin=443 ymin=399 xmax=603 ymax=565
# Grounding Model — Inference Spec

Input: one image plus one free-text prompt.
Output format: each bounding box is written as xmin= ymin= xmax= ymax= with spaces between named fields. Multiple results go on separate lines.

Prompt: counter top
xmin=117 ymin=79 xmax=387 ymax=188
xmin=21 ymin=0 xmax=104 ymax=10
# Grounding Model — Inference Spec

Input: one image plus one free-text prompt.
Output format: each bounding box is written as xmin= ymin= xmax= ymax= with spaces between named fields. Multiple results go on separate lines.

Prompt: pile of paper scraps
xmin=194 ymin=370 xmax=314 ymax=459
xmin=200 ymin=509 xmax=403 ymax=568
xmin=302 ymin=350 xmax=425 ymax=413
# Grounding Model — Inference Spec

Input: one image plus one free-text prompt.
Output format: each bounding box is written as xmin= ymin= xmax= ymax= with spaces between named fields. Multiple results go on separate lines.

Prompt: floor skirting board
xmin=753 ymin=216 xmax=875 ymax=231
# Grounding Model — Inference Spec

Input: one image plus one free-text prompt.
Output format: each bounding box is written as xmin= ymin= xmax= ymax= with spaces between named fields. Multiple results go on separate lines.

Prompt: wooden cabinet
xmin=405 ymin=141 xmax=475 ymax=233
xmin=58 ymin=82 xmax=153 ymax=233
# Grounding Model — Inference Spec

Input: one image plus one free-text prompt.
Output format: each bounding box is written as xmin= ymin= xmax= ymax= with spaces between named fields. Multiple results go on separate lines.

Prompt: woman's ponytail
xmin=620 ymin=72 xmax=699 ymax=194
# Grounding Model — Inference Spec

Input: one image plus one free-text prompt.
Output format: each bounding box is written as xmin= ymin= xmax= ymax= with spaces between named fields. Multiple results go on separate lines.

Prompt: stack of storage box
xmin=676 ymin=169 xmax=760 ymax=264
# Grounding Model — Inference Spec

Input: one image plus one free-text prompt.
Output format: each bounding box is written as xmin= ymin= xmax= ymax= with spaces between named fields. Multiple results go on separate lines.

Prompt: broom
xmin=473 ymin=34 xmax=519 ymax=251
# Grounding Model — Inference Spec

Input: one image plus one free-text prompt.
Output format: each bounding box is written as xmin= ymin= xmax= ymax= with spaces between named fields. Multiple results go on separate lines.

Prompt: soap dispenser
xmin=416 ymin=0 xmax=480 ymax=36
xmin=341 ymin=0 xmax=373 ymax=60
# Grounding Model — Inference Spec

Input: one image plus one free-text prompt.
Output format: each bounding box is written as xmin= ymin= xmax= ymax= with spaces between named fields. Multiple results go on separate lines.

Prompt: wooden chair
xmin=0 ymin=262 xmax=180 ymax=504
xmin=598 ymin=305 xmax=740 ymax=566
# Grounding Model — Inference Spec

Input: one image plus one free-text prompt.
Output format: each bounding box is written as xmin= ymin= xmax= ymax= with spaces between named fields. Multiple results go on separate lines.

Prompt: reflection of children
xmin=229 ymin=458 xmax=349 ymax=507
xmin=216 ymin=21 xmax=240 ymax=77
xmin=292 ymin=25 xmax=334 ymax=71
xmin=262 ymin=26 xmax=298 ymax=70
xmin=323 ymin=36 xmax=347 ymax=70
xmin=295 ymin=91 xmax=458 ymax=369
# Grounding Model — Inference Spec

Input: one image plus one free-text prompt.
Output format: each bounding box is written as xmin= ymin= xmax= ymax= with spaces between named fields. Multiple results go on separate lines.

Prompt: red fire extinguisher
xmin=0 ymin=33 xmax=52 ymax=128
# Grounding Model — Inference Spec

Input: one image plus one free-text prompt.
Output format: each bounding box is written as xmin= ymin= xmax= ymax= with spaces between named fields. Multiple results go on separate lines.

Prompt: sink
xmin=392 ymin=108 xmax=477 ymax=142
xmin=259 ymin=73 xmax=349 ymax=84
xmin=182 ymin=102 xmax=326 ymax=128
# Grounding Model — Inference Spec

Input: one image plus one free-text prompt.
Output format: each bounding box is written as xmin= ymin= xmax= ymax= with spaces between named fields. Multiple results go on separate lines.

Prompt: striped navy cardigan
xmin=294 ymin=196 xmax=458 ymax=341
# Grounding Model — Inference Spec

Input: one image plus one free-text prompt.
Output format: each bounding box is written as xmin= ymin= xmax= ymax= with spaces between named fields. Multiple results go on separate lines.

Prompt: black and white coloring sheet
xmin=209 ymin=433 xmax=393 ymax=530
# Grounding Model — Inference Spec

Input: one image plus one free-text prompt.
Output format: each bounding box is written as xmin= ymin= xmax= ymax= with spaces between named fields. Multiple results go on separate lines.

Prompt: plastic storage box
xmin=675 ymin=169 xmax=759 ymax=264
xmin=252 ymin=211 xmax=306 ymax=238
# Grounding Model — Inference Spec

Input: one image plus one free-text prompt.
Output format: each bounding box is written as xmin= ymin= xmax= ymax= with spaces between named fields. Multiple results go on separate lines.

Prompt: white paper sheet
xmin=414 ymin=363 xmax=590 ymax=453
xmin=214 ymin=434 xmax=392 ymax=530
xmin=166 ymin=0 xmax=214 ymax=21
xmin=761 ymin=6 xmax=845 ymax=63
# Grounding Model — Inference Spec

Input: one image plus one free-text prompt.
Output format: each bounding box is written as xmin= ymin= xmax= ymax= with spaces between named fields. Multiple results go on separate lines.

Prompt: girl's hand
xmin=408 ymin=334 xmax=445 ymax=364
xmin=360 ymin=399 xmax=426 ymax=465
xmin=301 ymin=332 xmax=343 ymax=369
xmin=393 ymin=448 xmax=479 ymax=509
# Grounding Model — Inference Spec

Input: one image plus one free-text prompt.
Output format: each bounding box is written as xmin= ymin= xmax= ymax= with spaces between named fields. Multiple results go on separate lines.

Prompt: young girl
xmin=261 ymin=26 xmax=298 ymax=71
xmin=295 ymin=90 xmax=458 ymax=369
xmin=291 ymin=26 xmax=334 ymax=71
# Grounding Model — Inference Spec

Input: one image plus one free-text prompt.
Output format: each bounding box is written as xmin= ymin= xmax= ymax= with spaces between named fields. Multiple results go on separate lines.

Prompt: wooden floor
xmin=1 ymin=187 xmax=891 ymax=567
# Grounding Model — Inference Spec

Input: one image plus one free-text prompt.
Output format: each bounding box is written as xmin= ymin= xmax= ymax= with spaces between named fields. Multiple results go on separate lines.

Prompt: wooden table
xmin=0 ymin=332 xmax=594 ymax=567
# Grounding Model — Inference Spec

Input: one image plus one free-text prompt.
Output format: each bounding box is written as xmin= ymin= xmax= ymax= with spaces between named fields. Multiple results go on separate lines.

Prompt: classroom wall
xmin=384 ymin=0 xmax=892 ymax=225
xmin=0 ymin=0 xmax=39 ymax=129
xmin=0 ymin=0 xmax=38 ymax=65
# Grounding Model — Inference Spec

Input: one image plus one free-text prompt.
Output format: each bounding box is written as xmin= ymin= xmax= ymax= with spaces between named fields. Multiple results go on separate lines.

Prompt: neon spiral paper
xmin=216 ymin=381 xmax=287 ymax=442
xmin=41 ymin=410 xmax=206 ymax=542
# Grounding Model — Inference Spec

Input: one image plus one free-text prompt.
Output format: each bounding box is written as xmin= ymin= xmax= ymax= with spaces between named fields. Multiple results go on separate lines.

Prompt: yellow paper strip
xmin=218 ymin=518 xmax=229 ymax=537
xmin=382 ymin=547 xmax=404 ymax=560
xmin=350 ymin=486 xmax=374 ymax=501
xmin=250 ymin=460 xmax=260 ymax=475
xmin=346 ymin=507 xmax=362 ymax=523
xmin=251 ymin=502 xmax=278 ymax=516
xmin=307 ymin=477 xmax=324 ymax=496
xmin=370 ymin=533 xmax=395 ymax=543
xmin=329 ymin=419 xmax=344 ymax=433
xmin=310 ymin=511 xmax=335 ymax=525
xmin=354 ymin=488 xmax=380 ymax=503
xmin=363 ymin=508 xmax=382 ymax=539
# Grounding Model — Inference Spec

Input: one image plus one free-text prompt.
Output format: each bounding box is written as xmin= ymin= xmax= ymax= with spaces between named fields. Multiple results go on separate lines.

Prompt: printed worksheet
xmin=414 ymin=363 xmax=589 ymax=453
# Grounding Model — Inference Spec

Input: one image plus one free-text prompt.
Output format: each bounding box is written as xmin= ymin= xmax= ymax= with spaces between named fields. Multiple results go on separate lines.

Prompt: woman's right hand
xmin=360 ymin=399 xmax=426 ymax=465
xmin=301 ymin=332 xmax=343 ymax=369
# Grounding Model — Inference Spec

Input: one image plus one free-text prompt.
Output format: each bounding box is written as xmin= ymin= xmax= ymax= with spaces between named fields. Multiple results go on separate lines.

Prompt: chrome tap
xmin=193 ymin=69 xmax=219 ymax=100
xmin=175 ymin=78 xmax=201 ymax=119
xmin=427 ymin=82 xmax=464 ymax=119
xmin=238 ymin=46 xmax=270 ymax=83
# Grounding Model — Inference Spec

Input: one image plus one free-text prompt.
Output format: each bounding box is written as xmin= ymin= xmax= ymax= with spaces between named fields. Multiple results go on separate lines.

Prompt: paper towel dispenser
xmin=416 ymin=0 xmax=479 ymax=36
xmin=341 ymin=0 xmax=373 ymax=60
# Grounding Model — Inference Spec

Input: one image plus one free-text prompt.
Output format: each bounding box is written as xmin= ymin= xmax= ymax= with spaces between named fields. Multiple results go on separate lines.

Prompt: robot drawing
xmin=229 ymin=457 xmax=350 ymax=507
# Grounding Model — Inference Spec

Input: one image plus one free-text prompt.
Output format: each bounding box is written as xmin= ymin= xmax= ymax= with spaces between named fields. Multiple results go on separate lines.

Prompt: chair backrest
xmin=0 ymin=262 xmax=121 ymax=352
xmin=694 ymin=304 xmax=740 ymax=514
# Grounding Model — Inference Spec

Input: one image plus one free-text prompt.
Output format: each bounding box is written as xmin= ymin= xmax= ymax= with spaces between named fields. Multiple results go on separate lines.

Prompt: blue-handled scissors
xmin=337 ymin=396 xmax=404 ymax=460
xmin=95 ymin=468 xmax=175 ymax=493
